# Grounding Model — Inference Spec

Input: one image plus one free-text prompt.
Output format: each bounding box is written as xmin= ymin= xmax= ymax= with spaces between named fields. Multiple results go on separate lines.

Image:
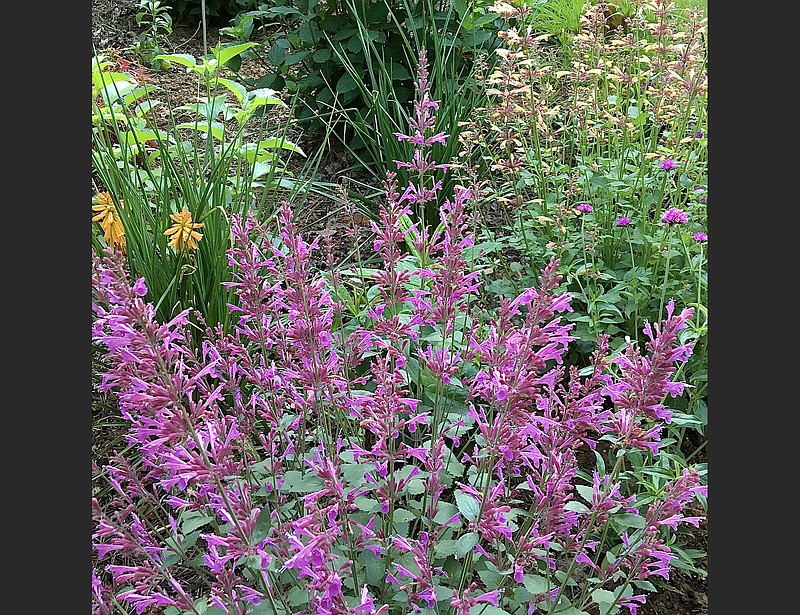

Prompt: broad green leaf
xmin=176 ymin=122 xmax=225 ymax=142
xmin=215 ymin=77 xmax=247 ymax=103
xmin=283 ymin=50 xmax=310 ymax=66
xmin=455 ymin=490 xmax=480 ymax=522
xmin=243 ymin=86 xmax=284 ymax=107
xmin=433 ymin=502 xmax=459 ymax=524
xmin=406 ymin=478 xmax=426 ymax=495
xmin=433 ymin=539 xmax=458 ymax=558
xmin=336 ymin=73 xmax=359 ymax=94
xmin=522 ymin=574 xmax=551 ymax=595
xmin=153 ymin=53 xmax=197 ymax=69
xmin=180 ymin=94 xmax=227 ymax=121
xmin=612 ymin=512 xmax=645 ymax=529
xmin=469 ymin=606 xmax=511 ymax=615
xmin=592 ymin=588 xmax=618 ymax=615
xmin=251 ymin=507 xmax=272 ymax=544
xmin=92 ymin=71 xmax=137 ymax=96
xmin=394 ymin=509 xmax=417 ymax=523
xmin=287 ymin=586 xmax=310 ymax=607
xmin=454 ymin=532 xmax=479 ymax=558
xmin=180 ymin=511 xmax=214 ymax=534
xmin=99 ymin=80 xmax=138 ymax=105
xmin=354 ymin=496 xmax=380 ymax=513
xmin=313 ymin=49 xmax=332 ymax=62
xmin=267 ymin=6 xmax=302 ymax=15
xmin=214 ymin=42 xmax=257 ymax=67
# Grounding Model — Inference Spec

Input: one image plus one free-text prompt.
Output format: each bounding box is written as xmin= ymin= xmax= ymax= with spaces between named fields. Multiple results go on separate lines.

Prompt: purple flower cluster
xmin=659 ymin=158 xmax=679 ymax=171
xmin=576 ymin=203 xmax=594 ymax=213
xmin=92 ymin=51 xmax=706 ymax=615
xmin=662 ymin=208 xmax=688 ymax=225
xmin=616 ymin=216 xmax=632 ymax=227
xmin=693 ymin=232 xmax=708 ymax=243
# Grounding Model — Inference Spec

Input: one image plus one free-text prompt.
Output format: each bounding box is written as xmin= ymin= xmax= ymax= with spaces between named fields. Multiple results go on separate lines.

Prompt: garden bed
xmin=91 ymin=2 xmax=708 ymax=614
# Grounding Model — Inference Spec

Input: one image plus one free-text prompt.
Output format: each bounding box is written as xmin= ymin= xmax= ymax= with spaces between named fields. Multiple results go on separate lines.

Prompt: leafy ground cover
xmin=92 ymin=2 xmax=707 ymax=614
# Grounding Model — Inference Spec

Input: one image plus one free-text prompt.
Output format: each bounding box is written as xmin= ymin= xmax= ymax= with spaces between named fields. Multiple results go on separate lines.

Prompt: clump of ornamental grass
xmin=92 ymin=50 xmax=706 ymax=615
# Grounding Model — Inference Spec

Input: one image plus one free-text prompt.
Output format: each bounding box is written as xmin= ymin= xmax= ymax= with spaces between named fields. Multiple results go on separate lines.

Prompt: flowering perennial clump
xmin=92 ymin=50 xmax=706 ymax=615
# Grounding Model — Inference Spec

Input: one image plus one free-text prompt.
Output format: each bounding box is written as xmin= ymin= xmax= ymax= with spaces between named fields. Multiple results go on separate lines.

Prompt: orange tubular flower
xmin=164 ymin=206 xmax=204 ymax=251
xmin=92 ymin=191 xmax=126 ymax=252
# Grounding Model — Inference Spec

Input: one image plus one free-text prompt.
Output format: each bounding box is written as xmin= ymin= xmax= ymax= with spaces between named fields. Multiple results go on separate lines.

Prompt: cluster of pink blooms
xmin=92 ymin=50 xmax=706 ymax=615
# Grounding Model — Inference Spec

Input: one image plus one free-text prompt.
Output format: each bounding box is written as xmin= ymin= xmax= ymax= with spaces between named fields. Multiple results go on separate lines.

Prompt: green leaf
xmin=433 ymin=501 xmax=459 ymax=524
xmin=452 ymin=0 xmax=468 ymax=18
xmin=284 ymin=50 xmax=310 ymax=66
xmin=214 ymin=42 xmax=258 ymax=68
xmin=394 ymin=509 xmax=417 ymax=523
xmin=312 ymin=49 xmax=332 ymax=62
xmin=469 ymin=606 xmax=511 ymax=615
xmin=280 ymin=470 xmax=325 ymax=493
xmin=592 ymin=588 xmax=618 ymax=615
xmin=176 ymin=121 xmax=225 ymax=142
xmin=251 ymin=507 xmax=272 ymax=543
xmin=216 ymin=77 xmax=247 ymax=103
xmin=522 ymin=574 xmax=549 ymax=595
xmin=336 ymin=73 xmax=359 ymax=94
xmin=180 ymin=94 xmax=228 ymax=121
xmin=354 ymin=496 xmax=380 ymax=512
xmin=154 ymin=53 xmax=198 ymax=69
xmin=454 ymin=532 xmax=479 ymax=558
xmin=387 ymin=61 xmax=411 ymax=81
xmin=268 ymin=6 xmax=302 ymax=16
xmin=267 ymin=40 xmax=289 ymax=65
xmin=287 ymin=586 xmax=310 ymax=607
xmin=476 ymin=562 xmax=503 ymax=588
xmin=180 ymin=511 xmax=214 ymax=534
xmin=254 ymin=136 xmax=304 ymax=155
xmin=455 ymin=490 xmax=480 ymax=522
xmin=632 ymin=580 xmax=656 ymax=592
xmin=612 ymin=512 xmax=645 ymax=529
xmin=575 ymin=485 xmax=595 ymax=503
xmin=433 ymin=539 xmax=458 ymax=558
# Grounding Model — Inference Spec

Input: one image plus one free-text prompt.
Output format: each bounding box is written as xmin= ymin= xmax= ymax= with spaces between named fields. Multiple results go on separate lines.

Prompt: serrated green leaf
xmin=575 ymin=485 xmax=595 ymax=503
xmin=406 ymin=478 xmax=426 ymax=495
xmin=470 ymin=606 xmax=511 ymax=615
xmin=454 ymin=532 xmax=479 ymax=558
xmin=251 ymin=507 xmax=272 ymax=544
xmin=433 ymin=502 xmax=459 ymax=524
xmin=592 ymin=588 xmax=617 ymax=614
xmin=522 ymin=574 xmax=549 ymax=595
xmin=434 ymin=539 xmax=458 ymax=558
xmin=613 ymin=512 xmax=645 ymax=529
xmin=288 ymin=585 xmax=310 ymax=606
xmin=181 ymin=511 xmax=214 ymax=534
xmin=354 ymin=496 xmax=380 ymax=512
xmin=455 ymin=490 xmax=480 ymax=522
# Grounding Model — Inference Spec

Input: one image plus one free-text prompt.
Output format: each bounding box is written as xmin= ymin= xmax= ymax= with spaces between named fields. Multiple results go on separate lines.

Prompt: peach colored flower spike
xmin=164 ymin=206 xmax=204 ymax=251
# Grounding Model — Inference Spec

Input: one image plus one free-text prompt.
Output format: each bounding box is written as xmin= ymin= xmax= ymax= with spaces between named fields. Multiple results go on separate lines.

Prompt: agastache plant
xmin=93 ymin=52 xmax=706 ymax=615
